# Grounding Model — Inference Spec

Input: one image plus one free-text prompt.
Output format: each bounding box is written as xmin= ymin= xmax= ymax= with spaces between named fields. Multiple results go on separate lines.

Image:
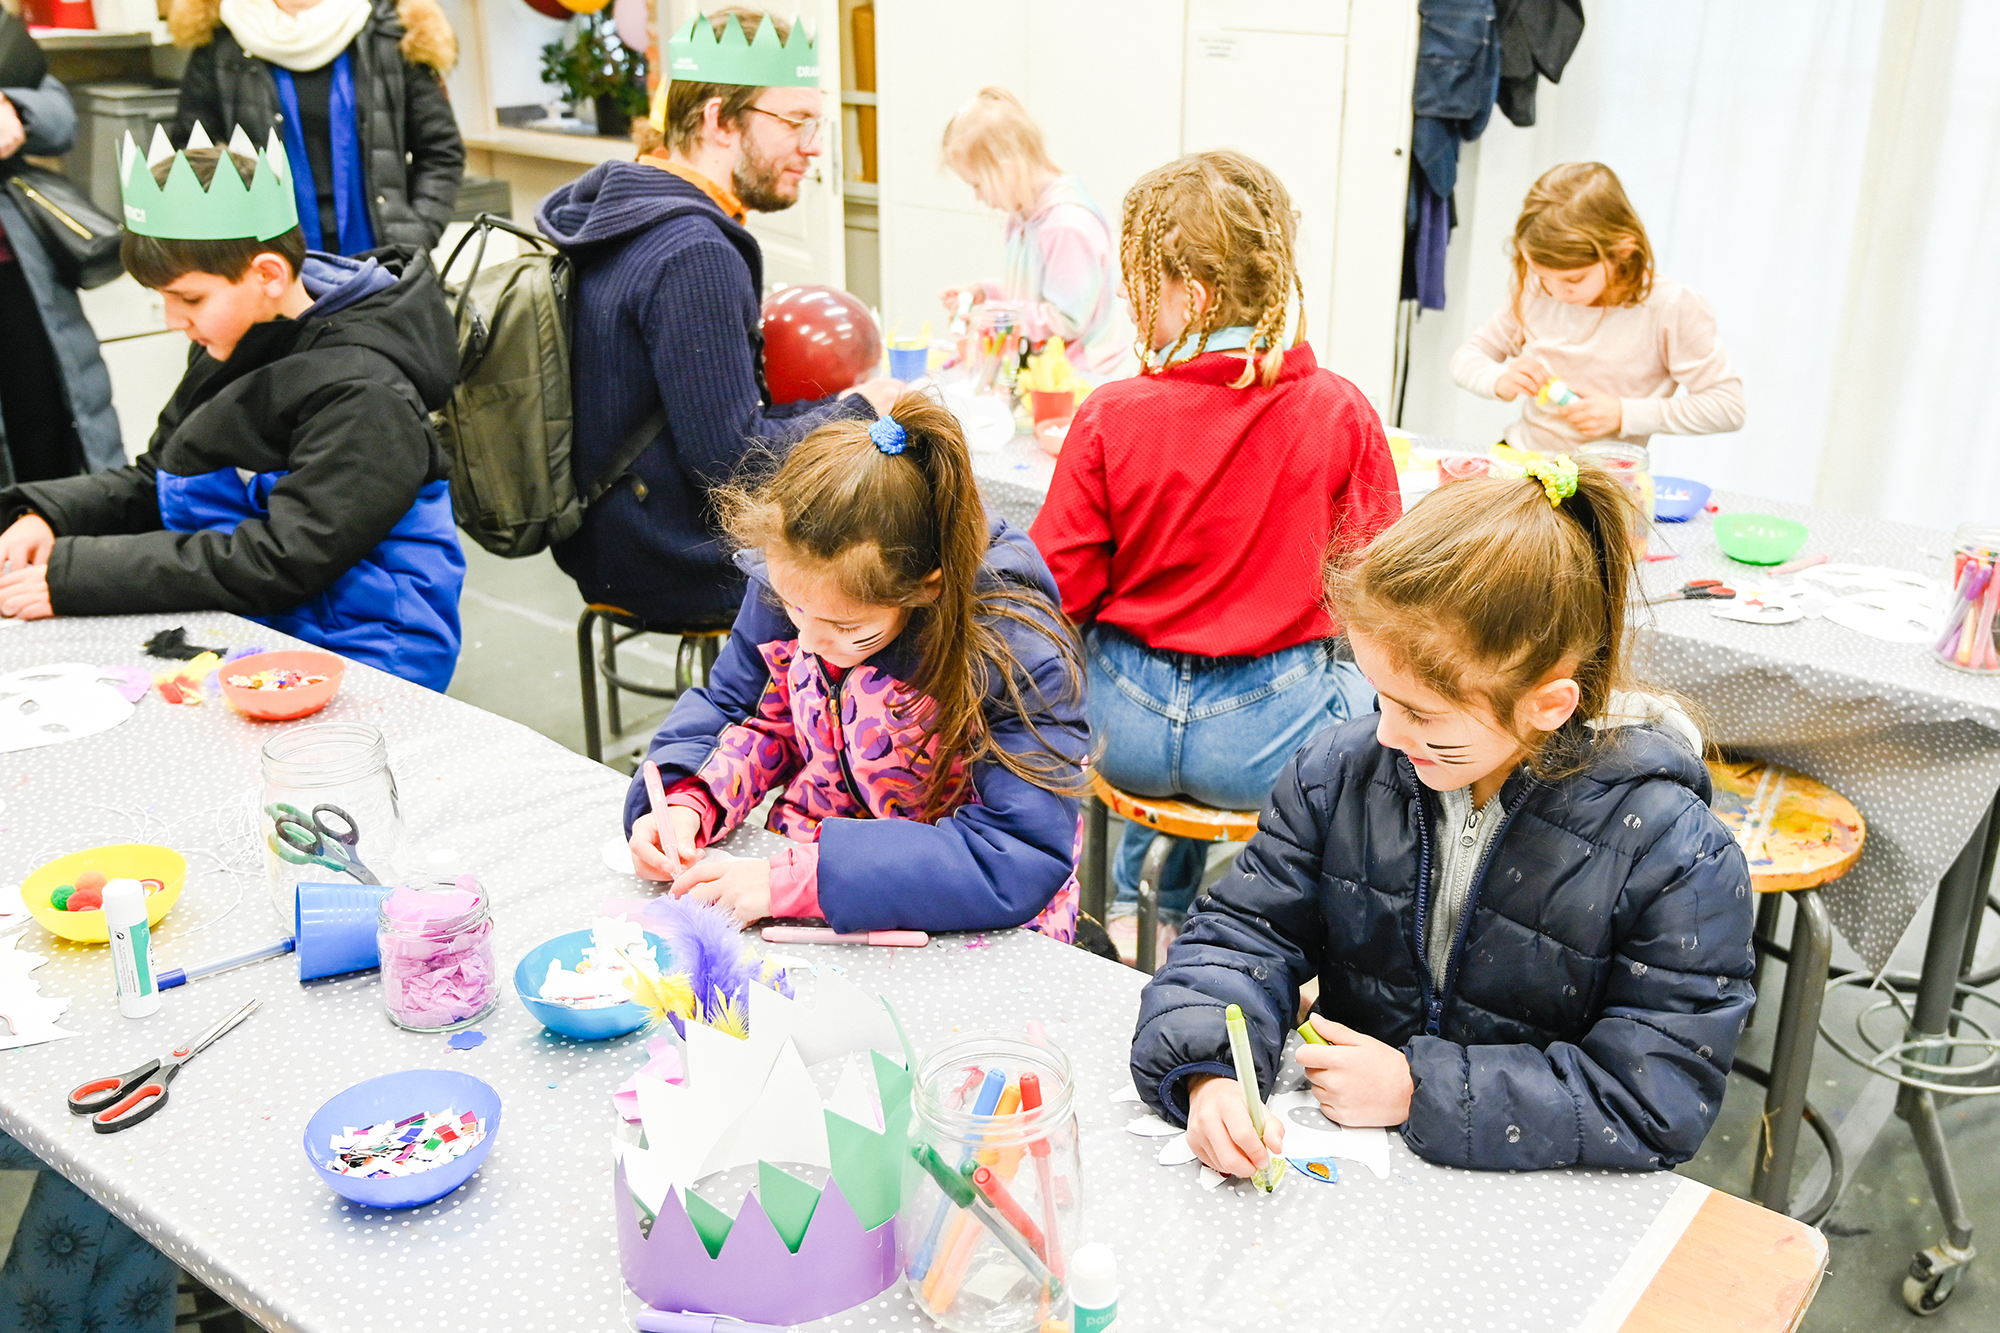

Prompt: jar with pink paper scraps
xmin=377 ymin=877 xmax=498 ymax=1032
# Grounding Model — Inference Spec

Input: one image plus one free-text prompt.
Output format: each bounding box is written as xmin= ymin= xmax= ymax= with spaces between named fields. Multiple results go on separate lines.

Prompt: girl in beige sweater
xmin=1451 ymin=162 xmax=1744 ymax=455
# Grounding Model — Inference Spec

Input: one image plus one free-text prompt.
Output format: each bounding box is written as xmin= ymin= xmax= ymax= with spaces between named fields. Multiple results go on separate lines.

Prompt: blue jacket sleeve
xmin=640 ymin=235 xmax=871 ymax=489
xmin=6 ymin=75 xmax=78 ymax=157
xmin=1129 ymin=749 xmax=1331 ymax=1123
xmin=812 ymin=640 xmax=1088 ymax=934
xmin=622 ymin=585 xmax=786 ymax=833
xmin=1402 ymin=799 xmax=1755 ymax=1171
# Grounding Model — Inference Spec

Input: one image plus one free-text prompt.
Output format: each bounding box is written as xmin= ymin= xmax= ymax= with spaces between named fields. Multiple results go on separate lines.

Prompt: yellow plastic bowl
xmin=22 ymin=845 xmax=187 ymax=943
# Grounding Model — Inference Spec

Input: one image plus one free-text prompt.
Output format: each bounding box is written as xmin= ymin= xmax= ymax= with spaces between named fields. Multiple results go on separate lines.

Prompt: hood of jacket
xmin=170 ymin=0 xmax=457 ymax=72
xmin=537 ymin=160 xmax=759 ymax=257
xmin=283 ymin=244 xmax=456 ymax=410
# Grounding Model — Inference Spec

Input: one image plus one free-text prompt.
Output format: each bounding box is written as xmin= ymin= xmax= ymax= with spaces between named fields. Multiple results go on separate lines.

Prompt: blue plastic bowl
xmin=513 ymin=928 xmax=671 ymax=1040
xmin=303 ymin=1069 xmax=501 ymax=1209
xmin=1651 ymin=475 xmax=1712 ymax=522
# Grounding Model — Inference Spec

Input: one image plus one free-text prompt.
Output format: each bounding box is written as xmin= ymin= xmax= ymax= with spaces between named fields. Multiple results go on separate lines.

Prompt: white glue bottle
xmin=1071 ymin=1242 xmax=1119 ymax=1332
xmin=104 ymin=878 xmax=161 ymax=1018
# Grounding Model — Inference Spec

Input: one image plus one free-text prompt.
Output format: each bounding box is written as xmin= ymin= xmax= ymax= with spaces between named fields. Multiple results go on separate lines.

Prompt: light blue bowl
xmin=303 ymin=1069 xmax=501 ymax=1209
xmin=513 ymin=928 xmax=670 ymax=1040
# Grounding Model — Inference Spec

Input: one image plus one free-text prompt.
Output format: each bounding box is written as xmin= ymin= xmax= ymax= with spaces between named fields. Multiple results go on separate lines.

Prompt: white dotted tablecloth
xmin=0 ymin=612 xmax=1696 ymax=1332
xmin=1636 ymin=493 xmax=2000 ymax=969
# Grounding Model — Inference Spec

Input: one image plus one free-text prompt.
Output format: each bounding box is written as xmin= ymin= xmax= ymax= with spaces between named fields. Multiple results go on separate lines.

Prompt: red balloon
xmin=520 ymin=0 xmax=571 ymax=18
xmin=760 ymin=286 xmax=883 ymax=404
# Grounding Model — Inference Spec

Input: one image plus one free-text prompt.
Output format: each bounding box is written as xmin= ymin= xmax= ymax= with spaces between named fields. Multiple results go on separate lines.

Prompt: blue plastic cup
xmin=295 ymin=880 xmax=393 ymax=980
xmin=889 ymin=346 xmax=929 ymax=381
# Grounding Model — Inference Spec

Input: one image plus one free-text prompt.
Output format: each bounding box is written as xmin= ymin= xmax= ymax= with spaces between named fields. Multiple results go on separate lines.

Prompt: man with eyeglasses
xmin=537 ymin=6 xmax=900 ymax=631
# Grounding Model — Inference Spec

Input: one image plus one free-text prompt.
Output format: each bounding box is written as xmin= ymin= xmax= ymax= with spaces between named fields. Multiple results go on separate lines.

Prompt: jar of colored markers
xmin=377 ymin=879 xmax=498 ymax=1032
xmin=1936 ymin=523 xmax=2000 ymax=674
xmin=259 ymin=722 xmax=405 ymax=926
xmin=902 ymin=1032 xmax=1081 ymax=1333
xmin=1577 ymin=441 xmax=1655 ymax=543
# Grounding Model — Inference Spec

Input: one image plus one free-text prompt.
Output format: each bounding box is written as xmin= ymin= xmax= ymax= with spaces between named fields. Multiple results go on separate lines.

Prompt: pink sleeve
xmin=767 ymin=843 xmax=822 ymax=919
xmin=1012 ymin=209 xmax=1112 ymax=347
xmin=663 ymin=778 xmax=723 ymax=847
xmin=692 ymin=647 xmax=807 ymax=838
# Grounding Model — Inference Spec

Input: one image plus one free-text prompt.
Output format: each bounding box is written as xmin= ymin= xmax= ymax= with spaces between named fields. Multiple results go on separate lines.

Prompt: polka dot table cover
xmin=0 ymin=612 xmax=1696 ymax=1332
xmin=1637 ymin=493 xmax=2000 ymax=969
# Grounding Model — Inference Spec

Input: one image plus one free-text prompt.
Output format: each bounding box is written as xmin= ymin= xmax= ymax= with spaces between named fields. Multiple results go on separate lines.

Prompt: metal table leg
xmin=1895 ymin=789 xmax=1999 ymax=1313
xmin=1751 ymin=888 xmax=1832 ymax=1212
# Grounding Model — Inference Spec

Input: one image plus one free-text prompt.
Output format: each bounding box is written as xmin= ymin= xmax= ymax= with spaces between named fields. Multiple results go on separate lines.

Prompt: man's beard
xmin=733 ymin=137 xmax=799 ymax=213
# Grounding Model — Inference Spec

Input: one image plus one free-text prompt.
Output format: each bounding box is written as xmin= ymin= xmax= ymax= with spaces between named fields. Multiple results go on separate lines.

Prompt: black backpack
xmin=432 ymin=214 xmax=663 ymax=558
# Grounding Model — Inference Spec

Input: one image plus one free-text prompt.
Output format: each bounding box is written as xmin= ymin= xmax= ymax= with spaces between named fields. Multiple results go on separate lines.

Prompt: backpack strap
xmin=586 ymin=408 xmax=669 ymax=506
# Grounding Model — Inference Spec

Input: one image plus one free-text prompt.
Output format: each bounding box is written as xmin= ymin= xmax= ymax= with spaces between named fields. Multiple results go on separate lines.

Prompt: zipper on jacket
xmin=1427 ymin=772 xmax=1539 ymax=1037
xmin=1410 ymin=778 xmax=1439 ymax=1027
xmin=817 ymin=658 xmax=872 ymax=819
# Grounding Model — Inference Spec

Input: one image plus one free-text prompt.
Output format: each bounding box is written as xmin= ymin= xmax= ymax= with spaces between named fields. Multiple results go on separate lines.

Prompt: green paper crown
xmin=668 ymin=10 xmax=819 ymax=88
xmin=119 ymin=123 xmax=300 ymax=242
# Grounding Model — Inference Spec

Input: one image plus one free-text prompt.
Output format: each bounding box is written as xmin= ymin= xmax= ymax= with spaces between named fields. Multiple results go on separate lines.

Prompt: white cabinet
xmin=875 ymin=0 xmax=1416 ymax=411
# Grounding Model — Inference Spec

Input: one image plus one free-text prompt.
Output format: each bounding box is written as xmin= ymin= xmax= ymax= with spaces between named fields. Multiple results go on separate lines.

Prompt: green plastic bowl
xmin=1714 ymin=512 xmax=1808 ymax=565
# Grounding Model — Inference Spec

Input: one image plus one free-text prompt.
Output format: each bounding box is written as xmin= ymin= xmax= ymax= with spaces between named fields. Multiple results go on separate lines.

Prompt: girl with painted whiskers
xmin=1130 ymin=457 xmax=1757 ymax=1177
xmin=623 ymin=392 xmax=1088 ymax=939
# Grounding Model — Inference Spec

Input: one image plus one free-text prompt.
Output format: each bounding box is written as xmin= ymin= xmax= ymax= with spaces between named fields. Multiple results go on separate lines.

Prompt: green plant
xmin=539 ymin=12 xmax=649 ymax=117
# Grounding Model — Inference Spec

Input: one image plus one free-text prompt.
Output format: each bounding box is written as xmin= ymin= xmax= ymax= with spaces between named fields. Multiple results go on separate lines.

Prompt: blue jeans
xmin=1086 ymin=627 xmax=1376 ymax=915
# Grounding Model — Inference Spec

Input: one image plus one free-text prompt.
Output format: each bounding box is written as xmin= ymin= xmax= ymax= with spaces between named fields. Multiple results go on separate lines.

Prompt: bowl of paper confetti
xmin=22 ymin=844 xmax=186 ymax=943
xmin=218 ymin=650 xmax=345 ymax=721
xmin=303 ymin=1069 xmax=502 ymax=1209
xmin=513 ymin=921 xmax=674 ymax=1040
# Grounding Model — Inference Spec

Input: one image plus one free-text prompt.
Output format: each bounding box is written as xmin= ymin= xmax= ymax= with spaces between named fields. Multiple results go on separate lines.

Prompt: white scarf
xmin=219 ymin=0 xmax=373 ymax=73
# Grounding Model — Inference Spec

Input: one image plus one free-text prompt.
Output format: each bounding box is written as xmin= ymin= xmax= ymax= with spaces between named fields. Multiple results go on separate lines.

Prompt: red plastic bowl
xmin=219 ymin=650 xmax=346 ymax=721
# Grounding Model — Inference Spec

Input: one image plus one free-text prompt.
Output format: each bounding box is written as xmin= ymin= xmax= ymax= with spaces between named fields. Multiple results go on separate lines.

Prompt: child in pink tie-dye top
xmin=623 ymin=391 xmax=1089 ymax=941
xmin=940 ymin=87 xmax=1132 ymax=379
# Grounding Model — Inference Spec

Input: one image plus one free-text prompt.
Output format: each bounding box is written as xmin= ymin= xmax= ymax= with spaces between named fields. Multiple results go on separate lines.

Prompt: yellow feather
xmin=622 ymin=968 xmax=695 ymax=1025
xmin=709 ymin=988 xmax=749 ymax=1039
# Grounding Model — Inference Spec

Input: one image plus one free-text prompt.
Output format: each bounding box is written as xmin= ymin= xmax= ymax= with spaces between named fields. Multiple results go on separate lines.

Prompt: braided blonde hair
xmin=1119 ymin=150 xmax=1305 ymax=388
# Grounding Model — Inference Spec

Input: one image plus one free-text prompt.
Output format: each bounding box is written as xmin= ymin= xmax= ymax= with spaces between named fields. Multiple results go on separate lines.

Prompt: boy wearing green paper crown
xmin=0 ymin=126 xmax=464 ymax=690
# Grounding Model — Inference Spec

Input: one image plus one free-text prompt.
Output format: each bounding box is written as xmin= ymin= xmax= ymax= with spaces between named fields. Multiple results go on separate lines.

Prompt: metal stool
xmin=1708 ymin=757 xmax=1866 ymax=1224
xmin=577 ymin=604 xmax=727 ymax=764
xmin=1081 ymin=771 xmax=1260 ymax=974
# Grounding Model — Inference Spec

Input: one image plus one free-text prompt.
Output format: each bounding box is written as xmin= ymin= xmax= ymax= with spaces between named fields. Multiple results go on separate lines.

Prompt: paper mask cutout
xmin=0 ymin=932 xmax=79 ymax=1051
xmin=0 ymin=663 xmax=136 ymax=753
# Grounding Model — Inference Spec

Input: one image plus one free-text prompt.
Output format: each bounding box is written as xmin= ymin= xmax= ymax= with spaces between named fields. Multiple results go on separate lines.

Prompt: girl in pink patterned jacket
xmin=624 ymin=391 xmax=1089 ymax=940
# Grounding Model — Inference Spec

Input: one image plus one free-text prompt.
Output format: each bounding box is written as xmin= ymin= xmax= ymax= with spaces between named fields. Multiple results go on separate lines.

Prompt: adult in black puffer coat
xmin=1132 ymin=707 xmax=1757 ymax=1173
xmin=167 ymin=0 xmax=462 ymax=253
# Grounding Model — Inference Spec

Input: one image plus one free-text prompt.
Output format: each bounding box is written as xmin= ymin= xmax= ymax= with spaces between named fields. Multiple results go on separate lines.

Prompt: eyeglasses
xmin=746 ymin=105 xmax=825 ymax=150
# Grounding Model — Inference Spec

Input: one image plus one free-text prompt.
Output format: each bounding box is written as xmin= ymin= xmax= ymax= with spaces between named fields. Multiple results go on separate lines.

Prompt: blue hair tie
xmin=869 ymin=416 xmax=908 ymax=455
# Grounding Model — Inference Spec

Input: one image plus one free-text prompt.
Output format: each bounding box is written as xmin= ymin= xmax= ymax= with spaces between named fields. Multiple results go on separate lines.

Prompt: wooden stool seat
xmin=1087 ymin=771 xmax=1261 ymax=844
xmin=1705 ymin=756 xmax=1867 ymax=1224
xmin=1707 ymin=759 xmax=1866 ymax=892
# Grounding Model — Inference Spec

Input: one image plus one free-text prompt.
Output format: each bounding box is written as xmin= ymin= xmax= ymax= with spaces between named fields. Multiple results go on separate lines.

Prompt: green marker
xmin=1297 ymin=1017 xmax=1329 ymax=1045
xmin=1224 ymin=1004 xmax=1286 ymax=1194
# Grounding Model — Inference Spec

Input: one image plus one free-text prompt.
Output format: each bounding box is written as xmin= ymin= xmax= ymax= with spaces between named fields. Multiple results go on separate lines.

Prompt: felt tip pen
xmin=1297 ymin=1017 xmax=1329 ymax=1045
xmin=971 ymin=1165 xmax=1048 ymax=1262
xmin=158 ymin=937 xmax=296 ymax=990
xmin=1017 ymin=1072 xmax=1064 ymax=1279
xmin=912 ymin=1144 xmax=1061 ymax=1294
xmin=759 ymin=926 xmax=930 ymax=948
xmin=633 ymin=1312 xmax=789 ymax=1333
xmin=642 ymin=760 xmax=678 ymax=868
xmin=911 ymin=1068 xmax=1007 ymax=1280
xmin=1225 ymin=1004 xmax=1287 ymax=1194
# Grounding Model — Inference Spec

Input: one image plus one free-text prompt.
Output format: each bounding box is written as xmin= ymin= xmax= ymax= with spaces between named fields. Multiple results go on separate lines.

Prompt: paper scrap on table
xmin=1125 ymin=1113 xmax=1182 ymax=1138
xmin=601 ymin=835 xmax=739 ymax=878
xmin=536 ymin=917 xmax=661 ymax=1008
xmin=0 ymin=883 xmax=31 ymax=936
xmin=1109 ymin=1081 xmax=1144 ymax=1104
xmin=0 ymin=663 xmax=137 ymax=753
xmin=612 ymin=1035 xmax=685 ymax=1121
xmin=0 ymin=932 xmax=78 ymax=1050
xmin=326 ymin=1108 xmax=486 ymax=1177
xmin=1266 ymin=1091 xmax=1391 ymax=1179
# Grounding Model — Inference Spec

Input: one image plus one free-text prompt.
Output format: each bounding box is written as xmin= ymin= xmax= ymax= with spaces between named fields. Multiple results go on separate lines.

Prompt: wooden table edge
xmin=1620 ymin=1185 xmax=1828 ymax=1333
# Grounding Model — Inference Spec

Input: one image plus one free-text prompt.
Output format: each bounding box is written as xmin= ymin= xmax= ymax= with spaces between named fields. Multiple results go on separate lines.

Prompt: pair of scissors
xmin=66 ymin=999 xmax=261 ymax=1133
xmin=264 ymin=802 xmax=381 ymax=885
xmin=1649 ymin=578 xmax=1736 ymax=605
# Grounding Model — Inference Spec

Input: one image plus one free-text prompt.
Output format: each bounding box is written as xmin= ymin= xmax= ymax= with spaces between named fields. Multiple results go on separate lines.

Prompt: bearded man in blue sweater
xmin=536 ymin=7 xmax=899 ymax=626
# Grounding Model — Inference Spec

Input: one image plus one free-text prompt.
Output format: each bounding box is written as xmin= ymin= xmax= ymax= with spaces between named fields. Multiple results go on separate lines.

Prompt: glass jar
xmin=901 ymin=1032 xmax=1081 ymax=1333
xmin=260 ymin=723 xmax=404 ymax=927
xmin=377 ymin=879 xmax=498 ymax=1032
xmin=1936 ymin=523 xmax=2000 ymax=673
xmin=967 ymin=303 xmax=1021 ymax=397
xmin=1577 ymin=441 xmax=1654 ymax=544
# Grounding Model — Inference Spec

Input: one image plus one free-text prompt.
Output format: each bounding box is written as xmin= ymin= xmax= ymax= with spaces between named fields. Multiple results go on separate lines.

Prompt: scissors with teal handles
xmin=66 ymin=999 xmax=260 ymax=1133
xmin=264 ymin=802 xmax=381 ymax=884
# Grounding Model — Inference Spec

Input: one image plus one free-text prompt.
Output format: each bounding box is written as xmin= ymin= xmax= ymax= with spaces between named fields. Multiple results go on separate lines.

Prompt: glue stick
xmin=1070 ymin=1243 xmax=1118 ymax=1332
xmin=104 ymin=878 xmax=160 ymax=1018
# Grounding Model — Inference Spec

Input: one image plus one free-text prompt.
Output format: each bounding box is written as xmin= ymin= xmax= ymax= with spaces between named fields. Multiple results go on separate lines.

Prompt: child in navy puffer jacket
xmin=1131 ymin=457 xmax=1755 ymax=1177
xmin=624 ymin=391 xmax=1087 ymax=939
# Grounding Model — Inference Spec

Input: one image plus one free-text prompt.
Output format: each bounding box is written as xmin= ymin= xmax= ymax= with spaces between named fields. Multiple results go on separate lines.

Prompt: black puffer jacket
xmin=1131 ymin=713 xmax=1756 ymax=1173
xmin=167 ymin=0 xmax=463 ymax=250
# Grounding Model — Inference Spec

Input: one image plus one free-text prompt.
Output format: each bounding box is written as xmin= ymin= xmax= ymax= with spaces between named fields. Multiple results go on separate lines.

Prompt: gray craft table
xmin=0 ymin=612 xmax=1820 ymax=1332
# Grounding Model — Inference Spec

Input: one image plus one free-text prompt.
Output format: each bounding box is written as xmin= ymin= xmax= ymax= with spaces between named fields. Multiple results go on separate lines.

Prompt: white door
xmin=738 ymin=0 xmax=848 ymax=293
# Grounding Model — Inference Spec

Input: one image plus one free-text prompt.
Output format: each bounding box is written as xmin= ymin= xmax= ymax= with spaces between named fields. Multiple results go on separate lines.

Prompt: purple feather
xmin=638 ymin=895 xmax=790 ymax=1022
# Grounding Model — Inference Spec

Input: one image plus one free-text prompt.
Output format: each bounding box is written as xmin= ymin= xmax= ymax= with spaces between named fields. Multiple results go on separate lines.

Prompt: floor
xmin=8 ymin=540 xmax=1999 ymax=1329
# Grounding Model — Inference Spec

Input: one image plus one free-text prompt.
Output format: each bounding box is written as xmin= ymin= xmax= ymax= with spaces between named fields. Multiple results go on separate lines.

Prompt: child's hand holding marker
xmin=1184 ymin=1073 xmax=1285 ymax=1181
xmin=629 ymin=761 xmax=701 ymax=882
xmin=1493 ymin=355 xmax=1551 ymax=402
xmin=1294 ymin=1013 xmax=1415 ymax=1128
xmin=1557 ymin=391 xmax=1624 ymax=440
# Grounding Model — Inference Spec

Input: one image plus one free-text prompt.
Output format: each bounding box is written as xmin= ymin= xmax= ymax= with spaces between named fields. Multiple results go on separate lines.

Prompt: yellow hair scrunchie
xmin=1523 ymin=456 xmax=1579 ymax=509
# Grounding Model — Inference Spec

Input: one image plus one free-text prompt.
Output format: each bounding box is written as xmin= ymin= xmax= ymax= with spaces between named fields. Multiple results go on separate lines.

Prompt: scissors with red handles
xmin=65 ymin=999 xmax=260 ymax=1133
